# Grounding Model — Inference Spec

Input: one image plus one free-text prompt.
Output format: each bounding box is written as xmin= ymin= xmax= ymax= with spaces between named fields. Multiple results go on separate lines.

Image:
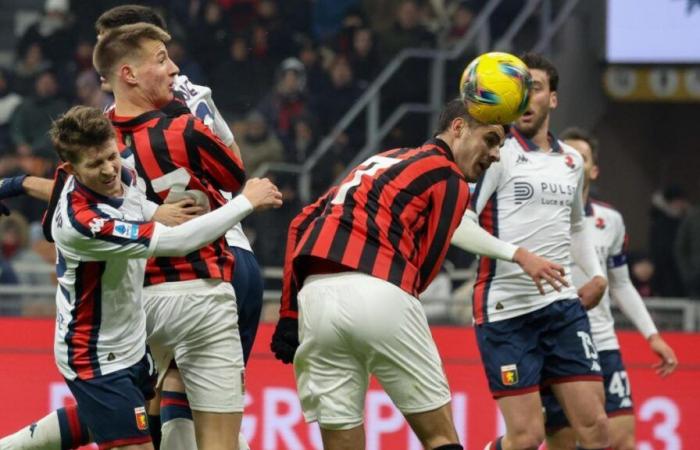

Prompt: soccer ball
xmin=459 ymin=52 xmax=532 ymax=125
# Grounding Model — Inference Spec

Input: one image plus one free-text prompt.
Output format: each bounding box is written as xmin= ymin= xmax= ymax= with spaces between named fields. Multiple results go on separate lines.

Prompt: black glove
xmin=0 ymin=201 xmax=9 ymax=216
xmin=0 ymin=175 xmax=27 ymax=199
xmin=271 ymin=317 xmax=299 ymax=364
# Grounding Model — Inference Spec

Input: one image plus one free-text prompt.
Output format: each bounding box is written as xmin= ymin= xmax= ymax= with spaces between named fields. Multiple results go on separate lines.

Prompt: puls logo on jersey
xmin=540 ymin=182 xmax=577 ymax=207
xmin=513 ymin=181 xmax=534 ymax=204
xmin=113 ymin=221 xmax=139 ymax=239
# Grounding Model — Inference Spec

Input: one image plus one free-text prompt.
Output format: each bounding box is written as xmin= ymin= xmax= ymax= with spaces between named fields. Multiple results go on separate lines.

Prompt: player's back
xmin=294 ymin=138 xmax=470 ymax=297
xmin=109 ymin=109 xmax=246 ymax=286
xmin=51 ymin=169 xmax=155 ymax=381
xmin=470 ymin=129 xmax=583 ymax=323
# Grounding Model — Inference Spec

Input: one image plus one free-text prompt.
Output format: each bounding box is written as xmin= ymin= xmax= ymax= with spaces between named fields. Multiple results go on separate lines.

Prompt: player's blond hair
xmin=50 ymin=106 xmax=115 ymax=164
xmin=93 ymin=23 xmax=171 ymax=82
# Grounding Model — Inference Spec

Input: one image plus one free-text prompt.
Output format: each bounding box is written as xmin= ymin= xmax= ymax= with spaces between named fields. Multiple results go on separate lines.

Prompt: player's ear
xmin=590 ymin=164 xmax=600 ymax=181
xmin=549 ymin=90 xmax=558 ymax=109
xmin=120 ymin=63 xmax=138 ymax=86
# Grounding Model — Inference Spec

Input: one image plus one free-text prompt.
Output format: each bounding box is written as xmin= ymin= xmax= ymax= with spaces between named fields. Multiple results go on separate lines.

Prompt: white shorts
xmin=294 ymin=272 xmax=451 ymax=429
xmin=143 ymin=279 xmax=244 ymax=413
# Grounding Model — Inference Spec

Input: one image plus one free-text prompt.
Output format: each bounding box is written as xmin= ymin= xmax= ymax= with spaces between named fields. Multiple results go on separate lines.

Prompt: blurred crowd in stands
xmin=0 ymin=0 xmax=698 ymax=317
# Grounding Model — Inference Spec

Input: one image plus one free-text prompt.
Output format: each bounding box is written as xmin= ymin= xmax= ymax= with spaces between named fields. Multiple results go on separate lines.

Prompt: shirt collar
xmin=73 ymin=178 xmax=124 ymax=209
xmin=428 ymin=137 xmax=454 ymax=162
xmin=510 ymin=127 xmax=562 ymax=153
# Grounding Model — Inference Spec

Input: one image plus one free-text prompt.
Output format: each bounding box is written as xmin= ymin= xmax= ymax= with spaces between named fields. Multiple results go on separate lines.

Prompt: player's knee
xmin=508 ymin=430 xmax=545 ymax=450
xmin=611 ymin=433 xmax=635 ymax=450
xmin=574 ymin=412 xmax=609 ymax=442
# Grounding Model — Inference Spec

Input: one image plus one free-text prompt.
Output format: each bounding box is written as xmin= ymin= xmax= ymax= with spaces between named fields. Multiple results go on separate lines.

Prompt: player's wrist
xmin=0 ymin=174 xmax=27 ymax=198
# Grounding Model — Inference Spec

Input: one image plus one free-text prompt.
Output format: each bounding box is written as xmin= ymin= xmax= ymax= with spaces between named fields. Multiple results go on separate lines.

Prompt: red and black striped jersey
xmin=279 ymin=187 xmax=337 ymax=319
xmin=292 ymin=138 xmax=470 ymax=299
xmin=109 ymin=109 xmax=246 ymax=286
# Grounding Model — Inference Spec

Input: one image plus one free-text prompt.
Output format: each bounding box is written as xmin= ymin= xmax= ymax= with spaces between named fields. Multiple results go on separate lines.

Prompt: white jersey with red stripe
xmin=468 ymin=129 xmax=585 ymax=324
xmin=172 ymin=74 xmax=252 ymax=252
xmin=574 ymin=200 xmax=626 ymax=351
xmin=52 ymin=167 xmax=161 ymax=380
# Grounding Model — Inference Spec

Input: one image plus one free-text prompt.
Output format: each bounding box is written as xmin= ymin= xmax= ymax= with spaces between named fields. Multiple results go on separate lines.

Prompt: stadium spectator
xmin=239 ymin=111 xmax=285 ymax=175
xmin=210 ymin=34 xmax=266 ymax=117
xmin=377 ymin=0 xmax=435 ymax=64
xmin=313 ymin=55 xmax=363 ymax=134
xmin=347 ymin=27 xmax=379 ymax=86
xmin=75 ymin=70 xmax=112 ymax=111
xmin=649 ymin=185 xmax=690 ymax=297
xmin=13 ymin=43 xmax=51 ymax=96
xmin=283 ymin=113 xmax=319 ymax=164
xmin=0 ymin=70 xmax=22 ymax=155
xmin=0 ymin=253 xmax=19 ymax=315
xmin=15 ymin=0 xmax=76 ymax=70
xmin=187 ymin=0 xmax=230 ymax=69
xmin=675 ymin=205 xmax=700 ymax=299
xmin=629 ymin=252 xmax=656 ymax=298
xmin=445 ymin=0 xmax=477 ymax=46
xmin=9 ymin=70 xmax=69 ymax=158
xmin=167 ymin=39 xmax=205 ymax=85
xmin=257 ymin=57 xmax=309 ymax=138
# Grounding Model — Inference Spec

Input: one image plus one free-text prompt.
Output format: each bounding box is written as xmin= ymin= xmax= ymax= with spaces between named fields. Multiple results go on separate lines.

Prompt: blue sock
xmin=56 ymin=404 xmax=90 ymax=449
xmin=160 ymin=391 xmax=193 ymax=423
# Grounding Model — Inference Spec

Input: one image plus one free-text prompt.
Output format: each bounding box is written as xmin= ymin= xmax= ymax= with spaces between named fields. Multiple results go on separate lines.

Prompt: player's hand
xmin=649 ymin=334 xmax=678 ymax=377
xmin=513 ymin=247 xmax=569 ymax=295
xmin=0 ymin=201 xmax=10 ymax=216
xmin=242 ymin=177 xmax=283 ymax=211
xmin=271 ymin=317 xmax=299 ymax=364
xmin=153 ymin=198 xmax=206 ymax=226
xmin=578 ymin=275 xmax=607 ymax=309
xmin=0 ymin=175 xmax=27 ymax=199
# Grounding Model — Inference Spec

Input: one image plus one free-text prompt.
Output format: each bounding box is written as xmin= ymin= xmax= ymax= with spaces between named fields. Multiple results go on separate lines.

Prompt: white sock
xmin=0 ymin=412 xmax=61 ymax=450
xmin=160 ymin=418 xmax=196 ymax=450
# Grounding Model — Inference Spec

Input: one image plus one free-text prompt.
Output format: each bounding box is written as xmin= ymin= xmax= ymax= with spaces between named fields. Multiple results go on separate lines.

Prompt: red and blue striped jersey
xmin=109 ymin=109 xmax=246 ymax=286
xmin=51 ymin=167 xmax=160 ymax=380
xmin=291 ymin=139 xmax=470 ymax=299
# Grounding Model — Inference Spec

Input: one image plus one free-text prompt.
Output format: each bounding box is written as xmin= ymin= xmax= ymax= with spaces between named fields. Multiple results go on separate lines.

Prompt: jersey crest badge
xmin=134 ymin=406 xmax=148 ymax=431
xmin=564 ymin=154 xmax=576 ymax=169
xmin=501 ymin=364 xmax=519 ymax=385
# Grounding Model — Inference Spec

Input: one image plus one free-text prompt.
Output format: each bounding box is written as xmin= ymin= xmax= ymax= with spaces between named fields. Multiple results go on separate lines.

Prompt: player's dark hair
xmin=50 ymin=106 xmax=115 ymax=163
xmin=93 ymin=23 xmax=171 ymax=81
xmin=95 ymin=5 xmax=167 ymax=34
xmin=520 ymin=52 xmax=559 ymax=92
xmin=435 ymin=97 xmax=481 ymax=135
xmin=560 ymin=126 xmax=599 ymax=164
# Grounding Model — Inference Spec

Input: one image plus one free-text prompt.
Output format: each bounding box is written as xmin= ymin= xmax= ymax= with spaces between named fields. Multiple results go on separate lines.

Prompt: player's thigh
xmin=66 ymin=355 xmax=155 ymax=448
xmin=542 ymin=387 xmax=572 ymax=439
xmin=474 ymin=314 xmax=545 ymax=398
xmin=497 ymin=391 xmax=545 ymax=440
xmin=609 ymin=414 xmax=635 ymax=450
xmin=294 ymin=274 xmax=372 ymax=429
xmin=366 ymin=284 xmax=451 ymax=417
xmin=541 ymin=299 xmax=602 ymax=385
xmin=545 ymin=426 xmax=577 ymax=450
xmin=173 ymin=283 xmax=244 ymax=413
xmin=550 ymin=380 xmax=606 ymax=429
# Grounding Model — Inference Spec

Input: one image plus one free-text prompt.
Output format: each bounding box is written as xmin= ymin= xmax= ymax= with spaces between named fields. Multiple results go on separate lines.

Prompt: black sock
xmin=434 ymin=445 xmax=463 ymax=450
xmin=148 ymin=415 xmax=161 ymax=449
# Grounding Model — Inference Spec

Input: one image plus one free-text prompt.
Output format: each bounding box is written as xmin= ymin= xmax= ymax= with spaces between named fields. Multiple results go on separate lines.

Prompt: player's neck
xmin=112 ymin=88 xmax=158 ymax=118
xmin=532 ymin=117 xmax=552 ymax=151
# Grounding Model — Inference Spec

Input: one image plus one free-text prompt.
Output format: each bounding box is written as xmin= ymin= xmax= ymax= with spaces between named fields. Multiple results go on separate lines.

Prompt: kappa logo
xmin=89 ymin=217 xmax=107 ymax=236
xmin=515 ymin=154 xmax=529 ymax=165
xmin=591 ymin=360 xmax=602 ymax=372
xmin=513 ymin=181 xmax=534 ymax=205
xmin=501 ymin=364 xmax=519 ymax=386
xmin=620 ymin=397 xmax=633 ymax=408
xmin=134 ymin=406 xmax=148 ymax=431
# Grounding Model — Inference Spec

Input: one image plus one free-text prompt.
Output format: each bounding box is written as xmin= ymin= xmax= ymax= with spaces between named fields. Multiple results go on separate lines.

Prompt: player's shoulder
xmin=558 ymin=140 xmax=585 ymax=164
xmin=591 ymin=199 xmax=625 ymax=227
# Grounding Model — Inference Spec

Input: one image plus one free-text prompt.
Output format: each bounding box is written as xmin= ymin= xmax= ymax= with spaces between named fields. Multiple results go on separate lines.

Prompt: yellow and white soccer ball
xmin=459 ymin=52 xmax=532 ymax=125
